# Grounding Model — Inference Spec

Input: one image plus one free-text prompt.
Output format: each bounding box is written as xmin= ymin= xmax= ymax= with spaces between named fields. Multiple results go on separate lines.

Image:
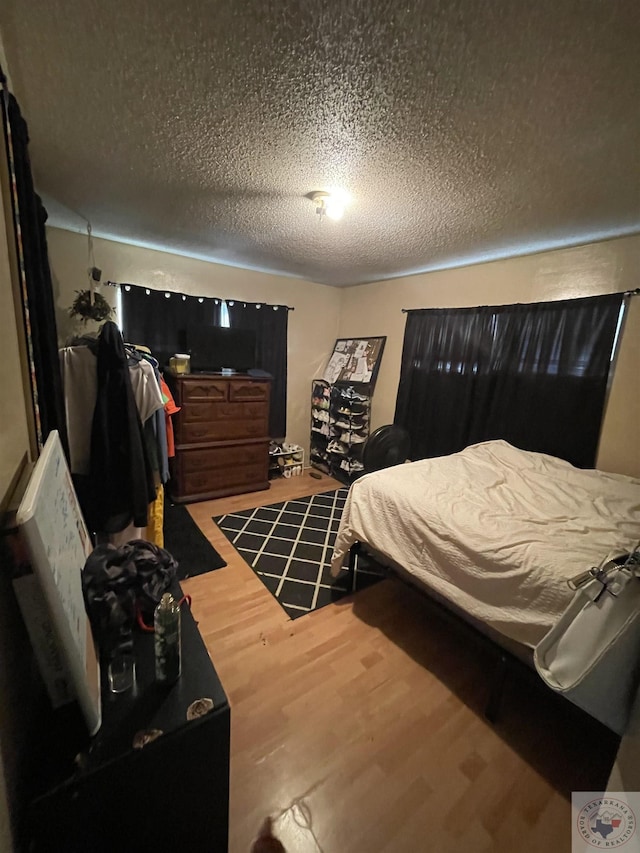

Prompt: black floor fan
xmin=361 ymin=424 xmax=411 ymax=473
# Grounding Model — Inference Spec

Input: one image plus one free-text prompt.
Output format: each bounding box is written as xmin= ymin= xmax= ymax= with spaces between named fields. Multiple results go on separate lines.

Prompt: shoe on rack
xmin=337 ymin=405 xmax=367 ymax=417
xmin=341 ymin=431 xmax=366 ymax=444
xmin=334 ymin=418 xmax=353 ymax=429
xmin=340 ymin=389 xmax=368 ymax=402
xmin=340 ymin=458 xmax=365 ymax=473
xmin=327 ymin=440 xmax=347 ymax=455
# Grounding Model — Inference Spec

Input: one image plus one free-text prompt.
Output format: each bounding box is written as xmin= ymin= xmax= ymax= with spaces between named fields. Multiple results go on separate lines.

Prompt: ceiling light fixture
xmin=309 ymin=190 xmax=350 ymax=222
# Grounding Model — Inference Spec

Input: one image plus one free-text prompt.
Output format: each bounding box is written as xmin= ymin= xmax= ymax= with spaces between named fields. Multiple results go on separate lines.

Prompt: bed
xmin=330 ymin=440 xmax=640 ymax=724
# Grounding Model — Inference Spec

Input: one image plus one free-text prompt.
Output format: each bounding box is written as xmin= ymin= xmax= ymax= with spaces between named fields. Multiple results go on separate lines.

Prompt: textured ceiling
xmin=2 ymin=1 xmax=639 ymax=286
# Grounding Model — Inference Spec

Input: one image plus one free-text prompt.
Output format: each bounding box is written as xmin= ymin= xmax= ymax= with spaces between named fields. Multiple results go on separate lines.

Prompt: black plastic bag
xmin=82 ymin=540 xmax=177 ymax=659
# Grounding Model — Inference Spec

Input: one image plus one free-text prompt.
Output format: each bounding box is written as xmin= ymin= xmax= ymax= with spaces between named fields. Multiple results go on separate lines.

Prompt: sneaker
xmin=327 ymin=440 xmax=347 ymax=455
xmin=312 ymin=424 xmax=329 ymax=436
xmin=336 ymin=419 xmax=365 ymax=431
xmin=341 ymin=389 xmax=368 ymax=402
xmin=341 ymin=431 xmax=366 ymax=444
xmin=340 ymin=459 xmax=365 ymax=473
xmin=336 ymin=405 xmax=367 ymax=417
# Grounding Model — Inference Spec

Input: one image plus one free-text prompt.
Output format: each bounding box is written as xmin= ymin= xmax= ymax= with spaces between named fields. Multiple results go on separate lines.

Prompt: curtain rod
xmin=104 ymin=281 xmax=294 ymax=310
xmin=401 ymin=289 xmax=640 ymax=312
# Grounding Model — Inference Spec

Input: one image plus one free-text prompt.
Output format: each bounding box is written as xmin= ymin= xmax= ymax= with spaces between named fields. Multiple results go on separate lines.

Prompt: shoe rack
xmin=310 ymin=379 xmax=332 ymax=474
xmin=269 ymin=442 xmax=305 ymax=479
xmin=310 ymin=379 xmax=372 ymax=485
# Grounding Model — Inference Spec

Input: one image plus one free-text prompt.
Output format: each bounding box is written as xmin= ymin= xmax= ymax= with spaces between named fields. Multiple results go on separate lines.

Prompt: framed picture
xmin=323 ymin=336 xmax=386 ymax=386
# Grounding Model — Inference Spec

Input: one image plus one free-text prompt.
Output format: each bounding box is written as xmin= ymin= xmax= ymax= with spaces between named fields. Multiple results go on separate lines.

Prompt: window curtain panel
xmin=2 ymin=86 xmax=68 ymax=454
xmin=395 ymin=293 xmax=624 ymax=468
xmin=226 ymin=301 xmax=288 ymax=439
xmin=121 ymin=285 xmax=222 ymax=368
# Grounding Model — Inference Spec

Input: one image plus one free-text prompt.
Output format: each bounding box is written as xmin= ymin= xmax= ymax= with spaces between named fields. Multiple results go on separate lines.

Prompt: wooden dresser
xmin=167 ymin=373 xmax=271 ymax=503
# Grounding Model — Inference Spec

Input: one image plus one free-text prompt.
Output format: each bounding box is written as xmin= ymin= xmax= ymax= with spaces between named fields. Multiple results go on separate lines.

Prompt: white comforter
xmin=331 ymin=441 xmax=640 ymax=647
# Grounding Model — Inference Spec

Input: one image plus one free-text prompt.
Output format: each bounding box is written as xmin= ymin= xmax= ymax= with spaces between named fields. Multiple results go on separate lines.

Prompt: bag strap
xmin=568 ymin=541 xmax=640 ymax=601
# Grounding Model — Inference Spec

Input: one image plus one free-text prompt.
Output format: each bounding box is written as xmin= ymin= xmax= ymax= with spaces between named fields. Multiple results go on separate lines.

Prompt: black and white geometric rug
xmin=213 ymin=489 xmax=385 ymax=619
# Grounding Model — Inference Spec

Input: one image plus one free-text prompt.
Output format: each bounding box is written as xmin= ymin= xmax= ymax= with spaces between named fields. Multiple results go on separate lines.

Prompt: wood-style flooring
xmin=182 ymin=472 xmax=618 ymax=853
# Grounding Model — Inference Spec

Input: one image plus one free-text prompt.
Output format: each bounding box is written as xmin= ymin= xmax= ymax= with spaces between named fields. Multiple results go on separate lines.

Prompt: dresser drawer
xmin=181 ymin=442 xmax=268 ymax=474
xmin=181 ymin=379 xmax=228 ymax=403
xmin=172 ymin=441 xmax=270 ymax=501
xmin=177 ymin=401 xmax=268 ymax=443
xmin=229 ymin=381 xmax=270 ymax=403
xmin=180 ymin=417 xmax=268 ymax=443
xmin=182 ymin=462 xmax=268 ymax=497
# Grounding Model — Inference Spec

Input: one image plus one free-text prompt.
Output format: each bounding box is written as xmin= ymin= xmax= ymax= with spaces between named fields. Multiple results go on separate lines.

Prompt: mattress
xmin=331 ymin=440 xmax=640 ymax=647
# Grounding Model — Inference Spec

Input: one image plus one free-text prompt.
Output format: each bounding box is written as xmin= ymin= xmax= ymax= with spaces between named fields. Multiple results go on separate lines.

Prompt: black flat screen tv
xmin=187 ymin=326 xmax=257 ymax=373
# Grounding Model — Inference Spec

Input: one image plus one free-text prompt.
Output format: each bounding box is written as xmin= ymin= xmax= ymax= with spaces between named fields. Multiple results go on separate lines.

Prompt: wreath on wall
xmin=68 ymin=289 xmax=114 ymax=323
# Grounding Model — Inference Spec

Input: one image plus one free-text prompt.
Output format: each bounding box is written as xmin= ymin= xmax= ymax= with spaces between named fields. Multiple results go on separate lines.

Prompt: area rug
xmin=213 ymin=488 xmax=384 ymax=619
xmin=164 ymin=498 xmax=227 ymax=580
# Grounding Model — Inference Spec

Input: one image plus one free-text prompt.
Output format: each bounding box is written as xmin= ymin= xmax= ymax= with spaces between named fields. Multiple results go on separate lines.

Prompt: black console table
xmin=26 ymin=595 xmax=230 ymax=852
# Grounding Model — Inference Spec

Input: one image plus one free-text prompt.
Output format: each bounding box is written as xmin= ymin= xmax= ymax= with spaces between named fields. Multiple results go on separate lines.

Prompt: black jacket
xmin=88 ymin=322 xmax=156 ymax=532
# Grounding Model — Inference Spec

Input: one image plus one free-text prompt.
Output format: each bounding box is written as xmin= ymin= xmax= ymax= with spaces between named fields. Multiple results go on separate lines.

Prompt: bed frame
xmin=347 ymin=541 xmax=545 ymax=725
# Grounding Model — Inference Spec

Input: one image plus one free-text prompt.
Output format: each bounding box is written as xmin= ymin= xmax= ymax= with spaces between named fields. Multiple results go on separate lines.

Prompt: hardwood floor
xmin=183 ymin=472 xmax=618 ymax=853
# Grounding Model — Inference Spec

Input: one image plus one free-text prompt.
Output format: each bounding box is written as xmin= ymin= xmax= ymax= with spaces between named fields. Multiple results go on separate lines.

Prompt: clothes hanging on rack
xmin=127 ymin=355 xmax=164 ymax=423
xmin=90 ymin=322 xmax=156 ymax=532
xmin=60 ymin=342 xmax=101 ymax=475
xmin=60 ymin=339 xmax=167 ymax=478
xmin=59 ymin=325 xmax=182 ymax=540
xmin=159 ymin=375 xmax=180 ymax=459
xmin=59 ymin=323 xmax=159 ymax=534
xmin=146 ymin=483 xmax=165 ymax=548
xmin=125 ymin=345 xmax=169 ymax=486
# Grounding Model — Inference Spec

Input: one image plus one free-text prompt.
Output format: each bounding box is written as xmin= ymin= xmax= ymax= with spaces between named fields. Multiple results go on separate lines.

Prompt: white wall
xmin=46 ymin=227 xmax=343 ymax=458
xmin=338 ymin=234 xmax=640 ymax=477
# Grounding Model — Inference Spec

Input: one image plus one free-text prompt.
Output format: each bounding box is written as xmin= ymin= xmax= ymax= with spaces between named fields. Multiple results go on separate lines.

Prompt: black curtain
xmin=2 ymin=89 xmax=68 ymax=454
xmin=395 ymin=293 xmax=624 ymax=468
xmin=121 ymin=284 xmax=222 ymax=369
xmin=226 ymin=301 xmax=288 ymax=439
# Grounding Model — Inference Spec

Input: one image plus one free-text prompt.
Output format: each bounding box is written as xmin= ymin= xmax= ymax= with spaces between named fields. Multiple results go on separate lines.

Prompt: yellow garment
xmin=146 ymin=484 xmax=164 ymax=548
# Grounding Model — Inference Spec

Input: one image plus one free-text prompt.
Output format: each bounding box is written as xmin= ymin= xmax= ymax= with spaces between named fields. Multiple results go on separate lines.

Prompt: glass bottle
xmin=154 ymin=592 xmax=181 ymax=684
